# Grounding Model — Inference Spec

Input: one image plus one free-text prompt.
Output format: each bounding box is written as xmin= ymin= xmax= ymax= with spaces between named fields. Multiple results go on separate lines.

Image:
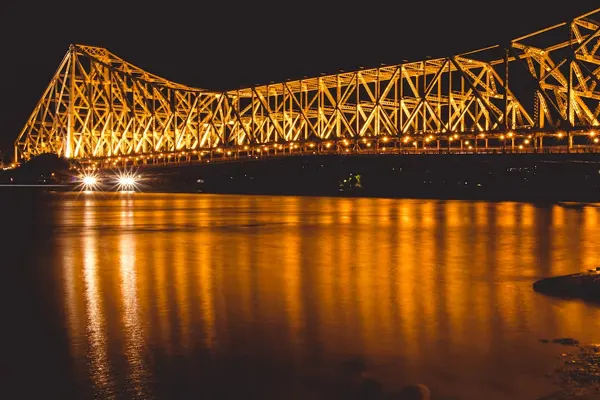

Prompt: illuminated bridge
xmin=14 ymin=8 xmax=600 ymax=170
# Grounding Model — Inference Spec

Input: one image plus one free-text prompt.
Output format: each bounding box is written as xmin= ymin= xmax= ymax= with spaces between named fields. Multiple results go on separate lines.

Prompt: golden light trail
xmin=173 ymin=197 xmax=191 ymax=352
xmin=83 ymin=198 xmax=114 ymax=397
xmin=61 ymin=199 xmax=85 ymax=366
xmin=48 ymin=193 xmax=600 ymax=399
xmin=118 ymin=198 xmax=151 ymax=398
xmin=282 ymin=197 xmax=303 ymax=358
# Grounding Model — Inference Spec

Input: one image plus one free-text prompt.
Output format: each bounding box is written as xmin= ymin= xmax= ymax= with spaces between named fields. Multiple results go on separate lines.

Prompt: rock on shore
xmin=533 ymin=269 xmax=600 ymax=302
xmin=540 ymin=342 xmax=600 ymax=399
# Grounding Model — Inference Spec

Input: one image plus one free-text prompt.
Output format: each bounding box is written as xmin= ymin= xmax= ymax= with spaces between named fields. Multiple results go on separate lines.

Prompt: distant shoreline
xmin=4 ymin=152 xmax=600 ymax=203
xmin=3 ymin=183 xmax=600 ymax=205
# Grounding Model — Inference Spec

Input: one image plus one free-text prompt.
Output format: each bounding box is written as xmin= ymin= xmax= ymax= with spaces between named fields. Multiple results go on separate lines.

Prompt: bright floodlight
xmin=83 ymin=176 xmax=97 ymax=185
xmin=115 ymin=172 xmax=140 ymax=191
xmin=118 ymin=176 xmax=136 ymax=186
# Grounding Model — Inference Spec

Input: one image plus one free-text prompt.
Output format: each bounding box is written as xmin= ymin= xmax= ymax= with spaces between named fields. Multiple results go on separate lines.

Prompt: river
xmin=2 ymin=191 xmax=600 ymax=399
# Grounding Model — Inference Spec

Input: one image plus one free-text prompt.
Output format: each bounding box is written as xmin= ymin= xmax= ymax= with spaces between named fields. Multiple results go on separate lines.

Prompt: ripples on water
xmin=5 ymin=192 xmax=600 ymax=399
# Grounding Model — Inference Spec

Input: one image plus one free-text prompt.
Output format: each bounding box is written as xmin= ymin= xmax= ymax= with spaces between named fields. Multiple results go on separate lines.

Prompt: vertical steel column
xmin=567 ymin=21 xmax=574 ymax=152
xmin=66 ymin=46 xmax=76 ymax=158
xmin=567 ymin=62 xmax=574 ymax=151
xmin=504 ymin=47 xmax=509 ymax=132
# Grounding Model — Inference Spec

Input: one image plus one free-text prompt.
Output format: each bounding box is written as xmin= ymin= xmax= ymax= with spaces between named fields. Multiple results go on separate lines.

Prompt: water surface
xmin=3 ymin=191 xmax=600 ymax=399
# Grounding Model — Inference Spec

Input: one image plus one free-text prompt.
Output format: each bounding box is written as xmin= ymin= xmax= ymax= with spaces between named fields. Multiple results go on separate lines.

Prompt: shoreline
xmin=4 ymin=183 xmax=600 ymax=205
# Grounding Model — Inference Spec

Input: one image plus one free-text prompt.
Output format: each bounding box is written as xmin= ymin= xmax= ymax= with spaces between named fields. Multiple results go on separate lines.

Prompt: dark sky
xmin=0 ymin=1 xmax=597 ymax=158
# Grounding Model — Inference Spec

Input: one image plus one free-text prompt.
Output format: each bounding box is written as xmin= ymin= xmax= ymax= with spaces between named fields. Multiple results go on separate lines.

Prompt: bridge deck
xmin=78 ymin=143 xmax=600 ymax=171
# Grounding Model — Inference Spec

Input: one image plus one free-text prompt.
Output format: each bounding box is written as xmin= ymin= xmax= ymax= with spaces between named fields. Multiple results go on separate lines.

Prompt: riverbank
xmin=540 ymin=339 xmax=600 ymax=400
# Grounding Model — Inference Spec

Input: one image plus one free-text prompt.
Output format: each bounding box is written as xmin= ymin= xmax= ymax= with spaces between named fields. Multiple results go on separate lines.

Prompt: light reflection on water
xmin=119 ymin=198 xmax=151 ymax=399
xmin=51 ymin=193 xmax=600 ymax=399
xmin=83 ymin=197 xmax=113 ymax=396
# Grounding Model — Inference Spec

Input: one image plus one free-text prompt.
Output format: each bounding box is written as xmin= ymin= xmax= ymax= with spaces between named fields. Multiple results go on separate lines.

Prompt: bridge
xmin=13 ymin=8 xmax=600 ymax=171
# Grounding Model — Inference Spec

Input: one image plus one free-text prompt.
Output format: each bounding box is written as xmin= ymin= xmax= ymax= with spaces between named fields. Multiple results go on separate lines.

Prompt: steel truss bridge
xmin=14 ymin=8 xmax=600 ymax=169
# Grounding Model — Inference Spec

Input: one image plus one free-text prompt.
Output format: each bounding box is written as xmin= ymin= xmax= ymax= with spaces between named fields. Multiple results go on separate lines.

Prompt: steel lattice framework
xmin=509 ymin=9 xmax=600 ymax=130
xmin=14 ymin=8 xmax=600 ymax=166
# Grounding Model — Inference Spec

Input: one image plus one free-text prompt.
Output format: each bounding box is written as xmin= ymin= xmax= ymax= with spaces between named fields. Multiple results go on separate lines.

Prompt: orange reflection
xmin=173 ymin=198 xmax=191 ymax=352
xmin=119 ymin=206 xmax=150 ymax=398
xmin=582 ymin=207 xmax=600 ymax=269
xmin=337 ymin=198 xmax=354 ymax=225
xmin=497 ymin=202 xmax=517 ymax=228
xmin=54 ymin=194 xmax=600 ymax=400
xmin=584 ymin=206 xmax=598 ymax=229
xmin=152 ymin=205 xmax=172 ymax=354
xmin=419 ymin=201 xmax=436 ymax=228
xmin=552 ymin=204 xmax=565 ymax=227
xmin=519 ymin=203 xmax=534 ymax=228
xmin=83 ymin=198 xmax=113 ymax=396
xmin=444 ymin=201 xmax=468 ymax=349
xmin=61 ymin=199 xmax=85 ymax=363
xmin=197 ymin=233 xmax=216 ymax=349
xmin=319 ymin=197 xmax=335 ymax=225
xmin=475 ymin=201 xmax=488 ymax=227
xmin=397 ymin=201 xmax=419 ymax=360
xmin=282 ymin=198 xmax=303 ymax=354
xmin=418 ymin=201 xmax=437 ymax=343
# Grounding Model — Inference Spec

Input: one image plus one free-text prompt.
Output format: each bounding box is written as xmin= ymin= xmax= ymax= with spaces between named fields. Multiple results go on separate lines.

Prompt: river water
xmin=2 ymin=191 xmax=600 ymax=399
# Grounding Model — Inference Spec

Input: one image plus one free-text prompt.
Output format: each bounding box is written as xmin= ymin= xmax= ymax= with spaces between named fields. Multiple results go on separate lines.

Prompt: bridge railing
xmin=71 ymin=143 xmax=600 ymax=171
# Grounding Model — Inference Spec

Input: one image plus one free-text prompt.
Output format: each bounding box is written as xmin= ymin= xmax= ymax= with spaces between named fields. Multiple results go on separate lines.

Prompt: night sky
xmin=0 ymin=1 xmax=596 ymax=159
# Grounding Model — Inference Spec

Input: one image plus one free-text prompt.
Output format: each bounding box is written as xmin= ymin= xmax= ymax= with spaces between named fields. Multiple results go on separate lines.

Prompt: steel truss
xmin=509 ymin=9 xmax=600 ymax=135
xmin=14 ymin=8 xmax=600 ymax=164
